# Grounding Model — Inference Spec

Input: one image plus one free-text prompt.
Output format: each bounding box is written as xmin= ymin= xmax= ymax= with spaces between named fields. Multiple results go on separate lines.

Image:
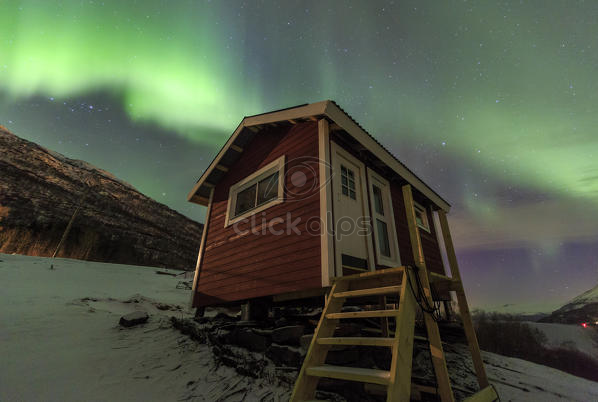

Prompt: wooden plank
xmin=190 ymin=188 xmax=214 ymax=307
xmin=335 ymin=266 xmax=404 ymax=282
xmin=317 ymin=337 xmax=395 ymax=347
xmin=334 ymin=285 xmax=401 ymax=299
xmin=463 ymin=386 xmax=498 ymax=402
xmin=306 ymin=365 xmax=390 ymax=385
xmin=244 ymin=101 xmax=327 ymax=127
xmin=402 ymin=185 xmax=455 ymax=402
xmin=290 ymin=281 xmax=349 ymax=401
xmin=326 ymin=309 xmax=399 ymax=319
xmin=438 ymin=210 xmax=490 ymax=389
xmin=230 ymin=144 xmax=243 ymax=153
xmin=379 ymin=295 xmax=390 ymax=338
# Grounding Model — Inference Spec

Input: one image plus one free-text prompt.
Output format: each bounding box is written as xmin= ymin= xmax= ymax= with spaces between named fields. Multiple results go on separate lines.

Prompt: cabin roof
xmin=187 ymin=100 xmax=450 ymax=212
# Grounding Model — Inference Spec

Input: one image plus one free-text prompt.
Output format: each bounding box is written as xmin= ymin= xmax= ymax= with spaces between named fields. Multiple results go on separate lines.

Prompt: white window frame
xmin=366 ymin=168 xmax=401 ymax=267
xmin=225 ymin=155 xmax=285 ymax=227
xmin=414 ymin=201 xmax=431 ymax=233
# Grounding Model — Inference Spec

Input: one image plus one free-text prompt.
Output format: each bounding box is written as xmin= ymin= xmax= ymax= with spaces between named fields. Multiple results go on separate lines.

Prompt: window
xmin=367 ymin=169 xmax=401 ymax=266
xmin=225 ymin=156 xmax=285 ymax=226
xmin=341 ymin=165 xmax=356 ymax=200
xmin=414 ymin=202 xmax=430 ymax=233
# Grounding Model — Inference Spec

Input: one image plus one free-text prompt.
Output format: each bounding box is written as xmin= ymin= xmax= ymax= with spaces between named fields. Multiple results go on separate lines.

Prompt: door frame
xmin=330 ymin=141 xmax=376 ymax=277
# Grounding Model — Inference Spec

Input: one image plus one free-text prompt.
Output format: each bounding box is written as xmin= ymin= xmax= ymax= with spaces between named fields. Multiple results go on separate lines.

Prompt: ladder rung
xmin=428 ymin=272 xmax=460 ymax=285
xmin=334 ymin=285 xmax=401 ymax=298
xmin=306 ymin=365 xmax=390 ymax=385
xmin=326 ymin=309 xmax=399 ymax=319
xmin=318 ymin=337 xmax=395 ymax=347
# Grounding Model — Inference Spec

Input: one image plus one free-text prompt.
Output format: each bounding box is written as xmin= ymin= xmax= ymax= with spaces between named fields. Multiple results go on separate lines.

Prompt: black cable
xmin=491 ymin=383 xmax=501 ymax=401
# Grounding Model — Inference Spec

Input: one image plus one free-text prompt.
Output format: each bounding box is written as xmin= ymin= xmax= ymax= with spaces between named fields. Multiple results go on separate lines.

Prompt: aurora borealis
xmin=1 ymin=0 xmax=597 ymax=311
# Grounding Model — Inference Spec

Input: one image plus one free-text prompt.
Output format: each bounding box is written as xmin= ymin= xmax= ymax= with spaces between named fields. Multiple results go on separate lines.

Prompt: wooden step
xmin=306 ymin=365 xmax=390 ymax=385
xmin=326 ymin=309 xmax=399 ymax=319
xmin=334 ymin=267 xmax=404 ymax=282
xmin=318 ymin=337 xmax=395 ymax=347
xmin=334 ymin=285 xmax=401 ymax=299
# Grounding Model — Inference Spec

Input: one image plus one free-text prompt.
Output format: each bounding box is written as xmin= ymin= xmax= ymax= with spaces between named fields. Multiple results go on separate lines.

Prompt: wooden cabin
xmin=187 ymin=100 xmax=452 ymax=308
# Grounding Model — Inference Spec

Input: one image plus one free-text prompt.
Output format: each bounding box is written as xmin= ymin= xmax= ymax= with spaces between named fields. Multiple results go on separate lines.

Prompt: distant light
xmin=581 ymin=322 xmax=587 ymax=328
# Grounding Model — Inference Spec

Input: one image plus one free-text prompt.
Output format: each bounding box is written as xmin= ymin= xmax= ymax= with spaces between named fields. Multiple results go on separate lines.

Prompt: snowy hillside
xmin=564 ymin=284 xmax=598 ymax=310
xmin=1 ymin=253 xmax=597 ymax=401
xmin=541 ymin=282 xmax=598 ymax=324
xmin=526 ymin=322 xmax=598 ymax=359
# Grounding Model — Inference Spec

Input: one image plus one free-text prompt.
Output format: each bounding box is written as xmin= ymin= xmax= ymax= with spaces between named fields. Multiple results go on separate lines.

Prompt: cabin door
xmin=330 ymin=142 xmax=375 ymax=277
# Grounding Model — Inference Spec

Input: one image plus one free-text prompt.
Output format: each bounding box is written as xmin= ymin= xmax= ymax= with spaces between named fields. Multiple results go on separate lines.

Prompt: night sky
xmin=1 ymin=1 xmax=597 ymax=311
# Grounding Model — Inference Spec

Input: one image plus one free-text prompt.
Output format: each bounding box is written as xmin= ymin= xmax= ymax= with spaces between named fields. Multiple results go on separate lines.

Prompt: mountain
xmin=540 ymin=284 xmax=598 ymax=324
xmin=0 ymin=126 xmax=202 ymax=270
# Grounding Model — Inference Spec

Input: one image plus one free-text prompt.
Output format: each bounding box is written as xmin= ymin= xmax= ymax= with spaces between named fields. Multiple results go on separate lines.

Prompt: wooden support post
xmin=402 ymin=185 xmax=455 ymax=402
xmin=190 ymin=188 xmax=214 ymax=308
xmin=437 ymin=210 xmax=489 ymax=388
xmin=379 ymin=295 xmax=390 ymax=337
xmin=386 ymin=269 xmax=417 ymax=401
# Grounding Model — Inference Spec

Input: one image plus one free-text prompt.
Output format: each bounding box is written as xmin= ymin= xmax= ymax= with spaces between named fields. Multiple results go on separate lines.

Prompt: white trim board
xmin=318 ymin=119 xmax=334 ymax=287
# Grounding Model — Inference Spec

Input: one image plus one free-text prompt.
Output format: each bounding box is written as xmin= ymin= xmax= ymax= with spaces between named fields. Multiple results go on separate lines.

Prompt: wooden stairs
xmin=290 ymin=185 xmax=498 ymax=402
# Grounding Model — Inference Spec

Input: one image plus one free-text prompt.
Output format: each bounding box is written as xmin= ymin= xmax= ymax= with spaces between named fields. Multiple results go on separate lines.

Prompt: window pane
xmin=415 ymin=210 xmax=424 ymax=227
xmin=376 ymin=219 xmax=391 ymax=257
xmin=235 ymin=185 xmax=256 ymax=216
xmin=373 ymin=185 xmax=384 ymax=215
xmin=257 ymin=172 xmax=279 ymax=205
xmin=341 ymin=164 xmax=357 ymax=200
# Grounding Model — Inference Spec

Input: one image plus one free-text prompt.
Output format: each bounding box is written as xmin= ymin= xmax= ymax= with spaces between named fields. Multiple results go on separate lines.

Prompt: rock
xmin=170 ymin=317 xmax=206 ymax=343
xmin=327 ymin=348 xmax=360 ymax=365
xmin=227 ymin=327 xmax=271 ymax=352
xmin=0 ymin=127 xmax=202 ymax=270
xmin=300 ymin=334 xmax=313 ymax=350
xmin=335 ymin=323 xmax=362 ymax=337
xmin=272 ymin=325 xmax=305 ymax=345
xmin=119 ymin=311 xmax=149 ymax=327
xmin=266 ymin=344 xmax=304 ymax=367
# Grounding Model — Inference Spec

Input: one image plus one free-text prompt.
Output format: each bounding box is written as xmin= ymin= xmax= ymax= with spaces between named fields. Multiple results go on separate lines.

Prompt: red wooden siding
xmin=194 ymin=122 xmax=322 ymax=307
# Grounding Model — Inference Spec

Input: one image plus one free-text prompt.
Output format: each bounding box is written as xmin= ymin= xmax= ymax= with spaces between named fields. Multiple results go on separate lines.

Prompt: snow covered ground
xmin=527 ymin=322 xmax=598 ymax=358
xmin=1 ymin=253 xmax=597 ymax=401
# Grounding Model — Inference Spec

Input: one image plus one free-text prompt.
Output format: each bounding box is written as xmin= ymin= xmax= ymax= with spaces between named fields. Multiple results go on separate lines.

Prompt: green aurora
xmin=1 ymin=0 xmax=597 ymax=309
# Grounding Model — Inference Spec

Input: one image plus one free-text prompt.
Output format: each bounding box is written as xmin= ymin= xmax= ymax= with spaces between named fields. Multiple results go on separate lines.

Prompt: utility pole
xmin=50 ymin=176 xmax=94 ymax=268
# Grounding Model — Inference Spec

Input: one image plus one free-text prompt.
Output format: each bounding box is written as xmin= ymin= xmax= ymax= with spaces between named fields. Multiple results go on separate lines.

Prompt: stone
xmin=227 ymin=327 xmax=271 ymax=352
xmin=300 ymin=334 xmax=314 ymax=350
xmin=272 ymin=325 xmax=305 ymax=345
xmin=119 ymin=311 xmax=149 ymax=327
xmin=266 ymin=344 xmax=304 ymax=367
